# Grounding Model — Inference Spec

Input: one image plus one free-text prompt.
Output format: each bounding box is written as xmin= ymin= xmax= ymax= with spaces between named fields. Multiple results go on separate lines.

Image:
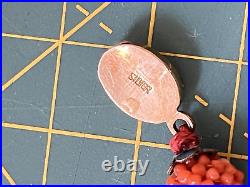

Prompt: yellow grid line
xmin=2 ymin=122 xmax=135 ymax=144
xmin=99 ymin=22 xmax=113 ymax=34
xmin=159 ymin=52 xmax=247 ymax=65
xmin=219 ymin=113 xmax=232 ymax=126
xmin=52 ymin=129 xmax=135 ymax=144
xmin=140 ymin=141 xmax=170 ymax=149
xmin=3 ymin=122 xmax=49 ymax=133
xmin=217 ymin=152 xmax=248 ymax=160
xmin=130 ymin=120 xmax=142 ymax=185
xmin=42 ymin=2 xmax=67 ymax=184
xmin=76 ymin=4 xmax=90 ymax=16
xmin=194 ymin=95 xmax=208 ymax=107
xmin=228 ymin=153 xmax=248 ymax=160
xmin=2 ymin=33 xmax=248 ymax=66
xmin=2 ymin=122 xmax=248 ymax=161
xmin=2 ymin=166 xmax=16 ymax=185
xmin=238 ymin=4 xmax=248 ymax=62
xmin=227 ymin=2 xmax=248 ymax=160
xmin=2 ymin=33 xmax=57 ymax=42
xmin=64 ymin=40 xmax=112 ymax=49
xmin=147 ymin=2 xmax=157 ymax=47
xmin=2 ymin=2 xmax=111 ymax=92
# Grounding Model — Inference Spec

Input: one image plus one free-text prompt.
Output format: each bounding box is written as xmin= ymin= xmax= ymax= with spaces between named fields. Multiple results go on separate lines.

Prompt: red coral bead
xmin=201 ymin=179 xmax=214 ymax=185
xmin=234 ymin=170 xmax=244 ymax=183
xmin=206 ymin=168 xmax=220 ymax=181
xmin=187 ymin=174 xmax=202 ymax=184
xmin=173 ymin=163 xmax=187 ymax=176
xmin=176 ymin=170 xmax=191 ymax=184
xmin=191 ymin=163 xmax=206 ymax=177
xmin=211 ymin=159 xmax=225 ymax=173
xmin=166 ymin=175 xmax=177 ymax=185
xmin=220 ymin=172 xmax=234 ymax=185
xmin=198 ymin=154 xmax=210 ymax=166
xmin=225 ymin=164 xmax=237 ymax=174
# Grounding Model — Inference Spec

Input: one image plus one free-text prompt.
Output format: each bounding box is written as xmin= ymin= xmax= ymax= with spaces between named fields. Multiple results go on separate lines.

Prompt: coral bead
xmin=174 ymin=163 xmax=187 ymax=176
xmin=234 ymin=170 xmax=244 ymax=183
xmin=220 ymin=172 xmax=234 ymax=185
xmin=206 ymin=168 xmax=220 ymax=181
xmin=201 ymin=179 xmax=214 ymax=185
xmin=225 ymin=164 xmax=237 ymax=174
xmin=191 ymin=163 xmax=206 ymax=177
xmin=220 ymin=158 xmax=230 ymax=166
xmin=166 ymin=175 xmax=178 ymax=185
xmin=198 ymin=154 xmax=210 ymax=165
xmin=176 ymin=170 xmax=191 ymax=184
xmin=187 ymin=174 xmax=202 ymax=184
xmin=211 ymin=159 xmax=225 ymax=173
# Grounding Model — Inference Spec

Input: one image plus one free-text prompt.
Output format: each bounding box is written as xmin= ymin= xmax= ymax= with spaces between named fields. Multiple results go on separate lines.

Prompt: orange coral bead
xmin=187 ymin=174 xmax=202 ymax=184
xmin=211 ymin=159 xmax=225 ymax=173
xmin=198 ymin=155 xmax=210 ymax=166
xmin=166 ymin=175 xmax=178 ymax=185
xmin=191 ymin=163 xmax=206 ymax=177
xmin=234 ymin=170 xmax=244 ymax=183
xmin=220 ymin=172 xmax=234 ymax=185
xmin=176 ymin=170 xmax=191 ymax=184
xmin=225 ymin=164 xmax=237 ymax=174
xmin=174 ymin=164 xmax=187 ymax=176
xmin=201 ymin=179 xmax=214 ymax=185
xmin=206 ymin=168 xmax=220 ymax=181
xmin=220 ymin=158 xmax=230 ymax=166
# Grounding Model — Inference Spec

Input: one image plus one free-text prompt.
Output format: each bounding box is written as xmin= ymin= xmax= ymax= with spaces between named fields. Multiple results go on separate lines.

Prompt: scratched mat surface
xmin=2 ymin=2 xmax=248 ymax=184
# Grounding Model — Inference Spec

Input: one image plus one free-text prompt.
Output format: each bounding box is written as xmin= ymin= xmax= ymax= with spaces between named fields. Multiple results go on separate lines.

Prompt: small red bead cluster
xmin=166 ymin=124 xmax=244 ymax=185
xmin=166 ymin=154 xmax=244 ymax=185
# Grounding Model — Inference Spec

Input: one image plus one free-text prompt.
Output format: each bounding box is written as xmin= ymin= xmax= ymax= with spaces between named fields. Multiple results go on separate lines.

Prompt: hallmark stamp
xmin=128 ymin=72 xmax=152 ymax=94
